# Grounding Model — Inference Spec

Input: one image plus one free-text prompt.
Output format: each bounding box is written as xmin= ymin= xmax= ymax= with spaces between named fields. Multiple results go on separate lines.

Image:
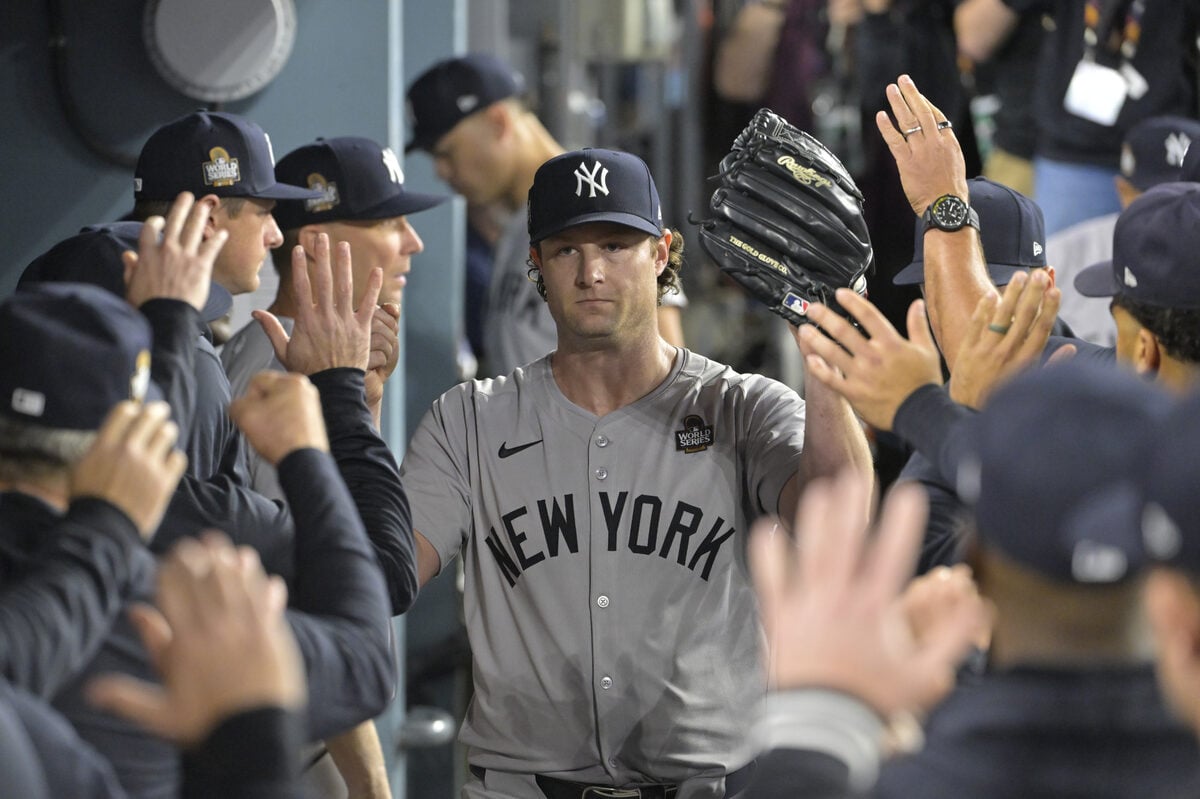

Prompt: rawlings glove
xmin=694 ymin=108 xmax=873 ymax=326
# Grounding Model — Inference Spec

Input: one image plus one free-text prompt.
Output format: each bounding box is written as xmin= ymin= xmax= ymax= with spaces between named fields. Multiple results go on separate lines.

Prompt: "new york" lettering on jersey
xmin=482 ymin=491 xmax=736 ymax=587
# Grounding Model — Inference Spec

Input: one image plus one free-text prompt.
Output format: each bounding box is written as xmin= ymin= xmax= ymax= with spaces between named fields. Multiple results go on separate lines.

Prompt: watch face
xmin=932 ymin=195 xmax=969 ymax=229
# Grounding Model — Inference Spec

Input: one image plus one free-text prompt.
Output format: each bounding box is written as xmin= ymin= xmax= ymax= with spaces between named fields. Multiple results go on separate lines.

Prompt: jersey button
xmin=600 ymin=676 xmax=613 ymax=690
xmin=596 ymin=434 xmax=609 ymax=447
xmin=597 ymin=595 xmax=610 ymax=608
xmin=594 ymin=467 xmax=608 ymax=480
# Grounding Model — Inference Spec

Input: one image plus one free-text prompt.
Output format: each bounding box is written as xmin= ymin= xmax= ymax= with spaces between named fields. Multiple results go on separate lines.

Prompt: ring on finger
xmin=936 ymin=120 xmax=953 ymax=131
xmin=903 ymin=125 xmax=923 ymax=136
xmin=987 ymin=323 xmax=1011 ymax=335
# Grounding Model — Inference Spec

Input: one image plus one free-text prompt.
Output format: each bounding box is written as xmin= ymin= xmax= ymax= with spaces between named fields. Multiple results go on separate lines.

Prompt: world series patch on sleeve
xmin=693 ymin=108 xmax=873 ymax=326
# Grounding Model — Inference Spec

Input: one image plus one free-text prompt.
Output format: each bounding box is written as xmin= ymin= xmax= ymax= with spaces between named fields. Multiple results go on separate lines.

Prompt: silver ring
xmin=903 ymin=125 xmax=922 ymax=136
xmin=936 ymin=120 xmax=953 ymax=131
xmin=987 ymin=323 xmax=1010 ymax=335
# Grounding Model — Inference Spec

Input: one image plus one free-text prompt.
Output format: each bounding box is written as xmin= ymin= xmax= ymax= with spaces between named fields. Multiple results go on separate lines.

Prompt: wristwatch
xmin=922 ymin=194 xmax=979 ymax=233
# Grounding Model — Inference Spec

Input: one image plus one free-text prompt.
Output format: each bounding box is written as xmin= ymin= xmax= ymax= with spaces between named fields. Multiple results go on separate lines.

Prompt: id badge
xmin=1063 ymin=60 xmax=1128 ymax=126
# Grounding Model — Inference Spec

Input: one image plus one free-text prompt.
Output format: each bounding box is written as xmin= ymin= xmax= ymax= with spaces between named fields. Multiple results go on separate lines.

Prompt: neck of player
xmin=551 ymin=333 xmax=677 ymax=417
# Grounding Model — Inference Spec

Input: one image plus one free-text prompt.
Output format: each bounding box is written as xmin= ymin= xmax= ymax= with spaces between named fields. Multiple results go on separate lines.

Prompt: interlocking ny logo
xmin=1165 ymin=132 xmax=1192 ymax=168
xmin=381 ymin=147 xmax=404 ymax=185
xmin=574 ymin=160 xmax=609 ymax=198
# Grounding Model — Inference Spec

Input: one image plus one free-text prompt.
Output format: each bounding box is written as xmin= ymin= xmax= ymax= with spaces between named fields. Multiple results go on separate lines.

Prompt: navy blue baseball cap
xmin=1140 ymin=389 xmax=1200 ymax=573
xmin=20 ymin=222 xmax=233 ymax=323
xmin=1120 ymin=115 xmax=1200 ymax=191
xmin=271 ymin=137 xmax=447 ymax=231
xmin=405 ymin=53 xmax=525 ymax=153
xmin=0 ymin=283 xmax=161 ymax=430
xmin=528 ymin=148 xmax=664 ymax=245
xmin=135 ymin=111 xmax=322 ymax=202
xmin=1075 ymin=182 xmax=1200 ymax=309
xmin=956 ymin=360 xmax=1170 ymax=583
xmin=894 ymin=177 xmax=1046 ymax=286
xmin=1181 ymin=132 xmax=1200 ymax=182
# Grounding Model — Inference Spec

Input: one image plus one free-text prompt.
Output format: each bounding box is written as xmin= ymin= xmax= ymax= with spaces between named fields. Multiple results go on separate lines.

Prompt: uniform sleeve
xmin=891 ymin=385 xmax=975 ymax=488
xmin=310 ymin=368 xmax=418 ymax=616
xmin=399 ymin=389 xmax=475 ymax=577
xmin=181 ymin=707 xmax=304 ymax=799
xmin=896 ymin=452 xmax=972 ymax=574
xmin=276 ymin=448 xmax=395 ymax=740
xmin=0 ymin=499 xmax=145 ymax=699
xmin=189 ymin=338 xmax=250 ymax=485
xmin=138 ymin=299 xmax=200 ymax=441
xmin=741 ymin=376 xmax=807 ymax=517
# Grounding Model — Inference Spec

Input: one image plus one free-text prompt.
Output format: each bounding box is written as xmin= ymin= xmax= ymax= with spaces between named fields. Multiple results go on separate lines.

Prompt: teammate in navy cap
xmin=1049 ymin=115 xmax=1200 ymax=345
xmin=406 ymin=55 xmax=687 ymax=377
xmin=400 ymin=146 xmax=871 ymax=798
xmin=222 ymin=135 xmax=446 ymax=501
xmin=1074 ymin=182 xmax=1200 ymax=393
xmin=131 ymin=111 xmax=321 ymax=296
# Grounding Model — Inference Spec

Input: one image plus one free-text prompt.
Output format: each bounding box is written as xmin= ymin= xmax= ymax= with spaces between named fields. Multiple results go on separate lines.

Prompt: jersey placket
xmin=585 ymin=419 xmax=624 ymax=779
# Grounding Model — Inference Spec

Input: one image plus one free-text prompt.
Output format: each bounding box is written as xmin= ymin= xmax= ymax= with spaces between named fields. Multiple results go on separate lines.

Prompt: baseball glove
xmin=694 ymin=108 xmax=872 ymax=326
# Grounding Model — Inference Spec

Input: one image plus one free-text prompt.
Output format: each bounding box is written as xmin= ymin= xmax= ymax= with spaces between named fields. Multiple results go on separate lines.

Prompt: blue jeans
xmin=1034 ymin=157 xmax=1121 ymax=237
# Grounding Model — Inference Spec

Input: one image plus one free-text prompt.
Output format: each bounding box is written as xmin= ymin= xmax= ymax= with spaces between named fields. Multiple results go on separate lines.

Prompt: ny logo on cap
xmin=574 ymin=161 xmax=609 ymax=198
xmin=381 ymin=148 xmax=404 ymax=185
xmin=1165 ymin=132 xmax=1192 ymax=168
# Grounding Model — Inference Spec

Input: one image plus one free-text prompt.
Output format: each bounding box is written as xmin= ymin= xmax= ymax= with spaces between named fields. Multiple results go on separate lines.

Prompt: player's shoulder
xmin=677 ymin=348 xmax=798 ymax=399
xmin=430 ymin=356 xmax=550 ymax=410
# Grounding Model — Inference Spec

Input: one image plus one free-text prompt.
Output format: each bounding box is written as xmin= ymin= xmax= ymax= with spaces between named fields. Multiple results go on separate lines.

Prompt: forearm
xmin=182 ymin=707 xmax=304 ymax=799
xmin=954 ymin=0 xmax=1019 ymax=63
xmin=139 ymin=299 xmax=200 ymax=436
xmin=922 ymin=228 xmax=998 ymax=373
xmin=312 ymin=368 xmax=418 ymax=616
xmin=325 ymin=721 xmax=392 ymax=799
xmin=276 ymin=449 xmax=394 ymax=738
xmin=891 ymin=385 xmax=975 ymax=487
xmin=798 ymin=378 xmax=874 ymax=491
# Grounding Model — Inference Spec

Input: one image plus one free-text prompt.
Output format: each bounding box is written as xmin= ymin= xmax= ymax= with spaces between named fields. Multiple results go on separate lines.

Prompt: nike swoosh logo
xmin=498 ymin=439 xmax=543 ymax=459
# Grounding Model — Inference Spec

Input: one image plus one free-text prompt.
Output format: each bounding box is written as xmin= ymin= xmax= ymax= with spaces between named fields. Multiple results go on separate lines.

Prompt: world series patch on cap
xmin=528 ymin=148 xmax=664 ymax=245
xmin=135 ymin=111 xmax=322 ymax=202
xmin=271 ymin=137 xmax=446 ymax=231
xmin=0 ymin=283 xmax=161 ymax=430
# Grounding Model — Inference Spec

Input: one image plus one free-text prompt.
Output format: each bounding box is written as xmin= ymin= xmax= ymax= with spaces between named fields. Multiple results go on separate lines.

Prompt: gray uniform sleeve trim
xmin=757 ymin=689 xmax=886 ymax=793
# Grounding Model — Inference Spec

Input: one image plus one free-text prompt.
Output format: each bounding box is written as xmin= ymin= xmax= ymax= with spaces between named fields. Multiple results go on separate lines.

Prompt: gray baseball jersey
xmin=219 ymin=316 xmax=294 ymax=500
xmin=401 ymin=349 xmax=805 ymax=796
xmin=483 ymin=209 xmax=688 ymax=378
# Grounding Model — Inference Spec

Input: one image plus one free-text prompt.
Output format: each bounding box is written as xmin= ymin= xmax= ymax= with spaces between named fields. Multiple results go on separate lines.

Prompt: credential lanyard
xmin=1082 ymin=0 xmax=1147 ymax=63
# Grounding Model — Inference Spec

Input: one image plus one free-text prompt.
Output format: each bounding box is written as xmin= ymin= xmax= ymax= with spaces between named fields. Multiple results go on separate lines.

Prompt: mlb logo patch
xmin=783 ymin=292 xmax=810 ymax=316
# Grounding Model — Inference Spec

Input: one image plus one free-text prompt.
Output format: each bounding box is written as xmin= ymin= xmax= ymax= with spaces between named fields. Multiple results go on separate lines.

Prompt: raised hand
xmin=750 ymin=472 xmax=989 ymax=718
xmin=69 ymin=400 xmax=188 ymax=541
xmin=949 ymin=270 xmax=1063 ymax=409
xmin=124 ymin=192 xmax=227 ymax=311
xmin=254 ymin=234 xmax=382 ymax=375
xmin=796 ymin=289 xmax=943 ymax=431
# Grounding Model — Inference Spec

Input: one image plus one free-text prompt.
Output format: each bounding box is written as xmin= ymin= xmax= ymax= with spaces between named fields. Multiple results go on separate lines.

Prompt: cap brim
xmin=249 ymin=182 xmax=326 ymax=201
xmin=357 ymin=189 xmax=449 ymax=219
xmin=893 ymin=261 xmax=1028 ymax=287
xmin=530 ymin=212 xmax=663 ymax=245
xmin=1074 ymin=261 xmax=1120 ymax=297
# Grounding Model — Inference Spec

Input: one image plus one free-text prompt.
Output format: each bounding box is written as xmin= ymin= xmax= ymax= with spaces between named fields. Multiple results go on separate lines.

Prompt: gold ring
xmin=987 ymin=323 xmax=1010 ymax=334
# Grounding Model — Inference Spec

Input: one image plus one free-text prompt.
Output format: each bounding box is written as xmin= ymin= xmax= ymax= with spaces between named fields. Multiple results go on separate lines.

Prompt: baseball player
xmin=400 ymin=147 xmax=871 ymax=798
xmin=222 ymin=135 xmax=445 ymax=499
xmin=405 ymin=54 xmax=687 ymax=377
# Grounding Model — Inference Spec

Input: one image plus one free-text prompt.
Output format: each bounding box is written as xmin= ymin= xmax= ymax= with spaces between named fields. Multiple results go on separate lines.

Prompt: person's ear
xmin=653 ymin=230 xmax=671 ymax=277
xmin=197 ymin=194 xmax=221 ymax=237
xmin=1135 ymin=327 xmax=1162 ymax=375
